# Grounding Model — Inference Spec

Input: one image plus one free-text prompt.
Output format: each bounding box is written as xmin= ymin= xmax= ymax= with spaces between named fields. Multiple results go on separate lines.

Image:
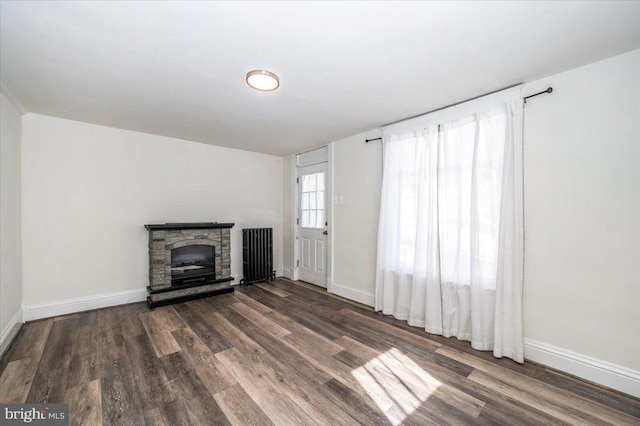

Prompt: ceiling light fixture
xmin=246 ymin=69 xmax=280 ymax=92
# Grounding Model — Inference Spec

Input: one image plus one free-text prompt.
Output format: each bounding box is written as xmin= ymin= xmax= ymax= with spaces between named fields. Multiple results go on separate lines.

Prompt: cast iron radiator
xmin=241 ymin=227 xmax=276 ymax=285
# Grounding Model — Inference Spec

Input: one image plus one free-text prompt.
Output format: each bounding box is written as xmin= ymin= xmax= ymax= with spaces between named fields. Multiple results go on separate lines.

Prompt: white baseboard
xmin=24 ymin=288 xmax=148 ymax=322
xmin=283 ymin=267 xmax=295 ymax=280
xmin=329 ymin=282 xmax=374 ymax=307
xmin=524 ymin=338 xmax=640 ymax=398
xmin=0 ymin=308 xmax=23 ymax=357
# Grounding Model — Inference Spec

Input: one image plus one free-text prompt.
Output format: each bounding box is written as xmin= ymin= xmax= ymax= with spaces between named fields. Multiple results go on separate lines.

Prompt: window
xmin=379 ymin=108 xmax=508 ymax=289
xmin=301 ymin=172 xmax=325 ymax=228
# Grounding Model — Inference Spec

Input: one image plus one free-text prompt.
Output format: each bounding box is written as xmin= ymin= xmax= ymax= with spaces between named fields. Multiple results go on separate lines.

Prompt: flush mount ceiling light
xmin=246 ymin=69 xmax=280 ymax=92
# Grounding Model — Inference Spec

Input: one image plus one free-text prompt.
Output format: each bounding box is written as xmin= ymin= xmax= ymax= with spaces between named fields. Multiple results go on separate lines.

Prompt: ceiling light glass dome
xmin=246 ymin=70 xmax=280 ymax=91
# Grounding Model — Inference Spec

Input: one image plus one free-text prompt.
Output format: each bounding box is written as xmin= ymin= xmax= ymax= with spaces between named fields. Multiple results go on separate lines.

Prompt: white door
xmin=298 ymin=162 xmax=327 ymax=287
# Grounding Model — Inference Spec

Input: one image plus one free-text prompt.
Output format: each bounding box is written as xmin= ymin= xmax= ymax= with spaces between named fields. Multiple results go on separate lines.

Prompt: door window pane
xmin=303 ymin=174 xmax=316 ymax=192
xmin=300 ymin=171 xmax=326 ymax=229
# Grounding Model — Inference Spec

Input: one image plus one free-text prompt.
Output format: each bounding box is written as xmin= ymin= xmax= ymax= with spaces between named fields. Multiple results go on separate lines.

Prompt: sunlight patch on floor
xmin=352 ymin=347 xmax=441 ymax=425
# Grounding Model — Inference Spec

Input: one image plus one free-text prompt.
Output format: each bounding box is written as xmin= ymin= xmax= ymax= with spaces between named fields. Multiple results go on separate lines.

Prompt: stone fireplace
xmin=145 ymin=222 xmax=234 ymax=307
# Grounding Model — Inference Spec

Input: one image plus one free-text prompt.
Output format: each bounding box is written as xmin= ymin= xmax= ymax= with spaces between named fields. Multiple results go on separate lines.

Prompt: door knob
xmin=323 ymin=231 xmax=328 ymax=235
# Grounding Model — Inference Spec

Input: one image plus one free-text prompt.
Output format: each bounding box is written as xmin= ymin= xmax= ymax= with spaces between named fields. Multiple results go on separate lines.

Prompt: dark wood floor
xmin=1 ymin=278 xmax=639 ymax=425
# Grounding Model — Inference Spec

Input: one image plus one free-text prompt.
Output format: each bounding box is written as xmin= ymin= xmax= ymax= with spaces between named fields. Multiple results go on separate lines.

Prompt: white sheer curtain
xmin=375 ymin=87 xmax=524 ymax=362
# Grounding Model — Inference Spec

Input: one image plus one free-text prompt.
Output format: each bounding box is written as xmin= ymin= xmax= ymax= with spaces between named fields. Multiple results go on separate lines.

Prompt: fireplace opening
xmin=170 ymin=245 xmax=215 ymax=286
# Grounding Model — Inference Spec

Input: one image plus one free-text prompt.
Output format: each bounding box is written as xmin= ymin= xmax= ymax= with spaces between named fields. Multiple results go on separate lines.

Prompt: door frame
xmin=290 ymin=144 xmax=333 ymax=292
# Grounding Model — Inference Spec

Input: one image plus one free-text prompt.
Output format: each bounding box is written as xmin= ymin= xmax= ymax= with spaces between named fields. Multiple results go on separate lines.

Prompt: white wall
xmin=289 ymin=49 xmax=640 ymax=393
xmin=522 ymin=49 xmax=640 ymax=371
xmin=0 ymin=91 xmax=23 ymax=350
xmin=282 ymin=154 xmax=294 ymax=279
xmin=22 ymin=114 xmax=283 ymax=306
xmin=330 ymin=130 xmax=382 ymax=305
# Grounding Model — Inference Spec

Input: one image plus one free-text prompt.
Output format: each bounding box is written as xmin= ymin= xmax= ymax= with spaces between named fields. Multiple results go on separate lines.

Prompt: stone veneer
xmin=145 ymin=223 xmax=234 ymax=307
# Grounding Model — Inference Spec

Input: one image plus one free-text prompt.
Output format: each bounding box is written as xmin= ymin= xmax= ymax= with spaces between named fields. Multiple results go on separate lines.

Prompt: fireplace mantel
xmin=145 ymin=222 xmax=234 ymax=231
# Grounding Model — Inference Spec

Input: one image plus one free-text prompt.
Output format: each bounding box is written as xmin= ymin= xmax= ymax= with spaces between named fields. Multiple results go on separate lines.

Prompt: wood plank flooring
xmin=1 ymin=278 xmax=639 ymax=425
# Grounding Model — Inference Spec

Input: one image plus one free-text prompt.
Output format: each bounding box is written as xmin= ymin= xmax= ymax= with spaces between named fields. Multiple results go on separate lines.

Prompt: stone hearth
xmin=145 ymin=222 xmax=234 ymax=307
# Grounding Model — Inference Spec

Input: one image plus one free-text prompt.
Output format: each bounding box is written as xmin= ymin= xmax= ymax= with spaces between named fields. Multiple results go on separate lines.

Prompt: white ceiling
xmin=1 ymin=1 xmax=639 ymax=156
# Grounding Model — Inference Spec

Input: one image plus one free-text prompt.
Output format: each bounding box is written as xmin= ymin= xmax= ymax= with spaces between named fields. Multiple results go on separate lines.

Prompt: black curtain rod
xmin=381 ymin=83 xmax=523 ymax=130
xmin=523 ymin=87 xmax=553 ymax=103
xmin=366 ymin=85 xmax=554 ymax=143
